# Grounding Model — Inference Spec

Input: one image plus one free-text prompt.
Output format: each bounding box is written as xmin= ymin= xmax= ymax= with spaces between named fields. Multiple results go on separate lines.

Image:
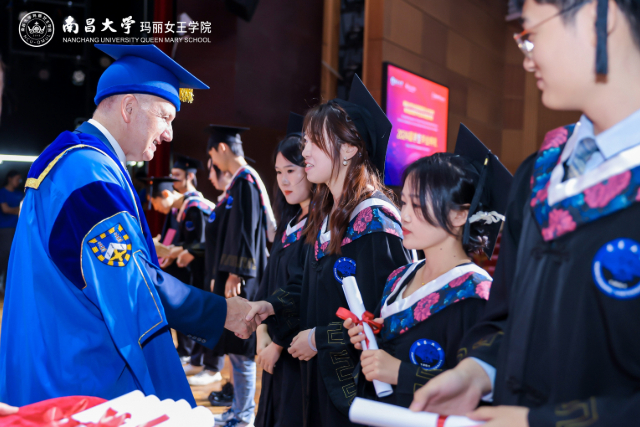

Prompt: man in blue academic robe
xmin=0 ymin=44 xmax=257 ymax=407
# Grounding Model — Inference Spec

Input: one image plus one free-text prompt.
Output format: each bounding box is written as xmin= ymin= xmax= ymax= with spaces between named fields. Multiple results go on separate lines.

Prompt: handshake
xmin=223 ymin=297 xmax=275 ymax=339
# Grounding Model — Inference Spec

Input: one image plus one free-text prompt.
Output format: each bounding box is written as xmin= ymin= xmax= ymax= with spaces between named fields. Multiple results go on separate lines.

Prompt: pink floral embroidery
xmin=414 ymin=293 xmax=440 ymax=322
xmin=636 ymin=188 xmax=640 ymax=202
xmin=530 ymin=186 xmax=549 ymax=207
xmin=244 ymin=174 xmax=255 ymax=184
xmin=384 ymin=227 xmax=400 ymax=237
xmin=449 ymin=272 xmax=474 ymax=288
xmin=314 ymin=240 xmax=319 ymax=257
xmin=540 ymin=127 xmax=569 ymax=151
xmin=542 ymin=208 xmax=577 ymax=240
xmin=321 ymin=241 xmax=329 ymax=252
xmin=353 ymin=209 xmax=374 ymax=233
xmin=584 ymin=171 xmax=632 ymax=209
xmin=282 ymin=233 xmax=287 ymax=244
xmin=476 ymin=281 xmax=491 ymax=300
xmin=342 ymin=237 xmax=352 ymax=245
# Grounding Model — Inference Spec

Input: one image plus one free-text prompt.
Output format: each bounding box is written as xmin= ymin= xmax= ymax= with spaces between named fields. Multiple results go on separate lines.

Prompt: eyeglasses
xmin=513 ymin=1 xmax=586 ymax=59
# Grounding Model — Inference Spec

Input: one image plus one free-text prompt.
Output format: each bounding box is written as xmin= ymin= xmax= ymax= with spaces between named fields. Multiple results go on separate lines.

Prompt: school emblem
xmin=592 ymin=238 xmax=640 ymax=300
xmin=333 ymin=257 xmax=356 ymax=284
xmin=88 ymin=224 xmax=132 ymax=267
xmin=410 ymin=339 xmax=445 ymax=370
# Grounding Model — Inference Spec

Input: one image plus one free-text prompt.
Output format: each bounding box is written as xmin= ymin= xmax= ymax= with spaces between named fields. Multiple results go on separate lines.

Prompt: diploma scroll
xmin=349 ymin=397 xmax=484 ymax=427
xmin=342 ymin=276 xmax=393 ymax=398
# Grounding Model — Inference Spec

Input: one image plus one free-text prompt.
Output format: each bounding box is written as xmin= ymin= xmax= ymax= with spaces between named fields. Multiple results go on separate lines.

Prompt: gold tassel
xmin=179 ymin=88 xmax=194 ymax=103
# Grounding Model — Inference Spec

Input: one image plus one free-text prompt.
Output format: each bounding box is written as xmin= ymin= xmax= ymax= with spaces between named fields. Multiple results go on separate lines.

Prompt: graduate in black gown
xmin=206 ymin=124 xmax=276 ymax=427
xmin=345 ymin=125 xmax=512 ymax=408
xmin=410 ymin=1 xmax=640 ymax=426
xmin=255 ymin=113 xmax=313 ymax=427
xmin=246 ymin=76 xmax=413 ymax=427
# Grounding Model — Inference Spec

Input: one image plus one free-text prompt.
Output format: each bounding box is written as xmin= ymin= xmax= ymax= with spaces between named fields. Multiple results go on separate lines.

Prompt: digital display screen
xmin=383 ymin=63 xmax=449 ymax=187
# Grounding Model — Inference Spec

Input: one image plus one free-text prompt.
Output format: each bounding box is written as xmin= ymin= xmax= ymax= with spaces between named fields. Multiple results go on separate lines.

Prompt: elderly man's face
xmin=125 ymin=96 xmax=175 ymax=162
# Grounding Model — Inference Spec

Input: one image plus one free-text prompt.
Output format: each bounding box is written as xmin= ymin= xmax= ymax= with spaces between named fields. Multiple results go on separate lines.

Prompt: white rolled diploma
xmin=342 ymin=276 xmax=393 ymax=398
xmin=349 ymin=397 xmax=484 ymax=427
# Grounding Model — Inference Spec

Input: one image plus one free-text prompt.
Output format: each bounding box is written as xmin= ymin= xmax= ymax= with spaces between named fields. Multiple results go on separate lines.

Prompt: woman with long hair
xmin=344 ymin=130 xmax=511 ymax=407
xmin=247 ymin=77 xmax=412 ymax=426
xmin=254 ymin=113 xmax=312 ymax=427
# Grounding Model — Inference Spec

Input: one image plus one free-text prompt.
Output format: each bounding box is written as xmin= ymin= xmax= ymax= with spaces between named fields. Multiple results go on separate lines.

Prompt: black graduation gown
xmin=255 ymin=217 xmax=307 ymax=427
xmin=357 ymin=261 xmax=490 ymax=409
xmin=206 ymin=174 xmax=268 ymax=357
xmin=160 ymin=209 xmax=190 ymax=284
xmin=267 ymin=194 xmax=412 ymax=427
xmin=462 ymin=124 xmax=640 ymax=426
xmin=176 ymin=193 xmax=213 ymax=290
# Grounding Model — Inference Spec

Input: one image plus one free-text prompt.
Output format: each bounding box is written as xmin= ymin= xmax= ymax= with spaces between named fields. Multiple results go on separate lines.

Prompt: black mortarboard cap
xmin=173 ymin=154 xmax=203 ymax=173
xmin=139 ymin=176 xmax=178 ymax=198
xmin=207 ymin=124 xmax=250 ymax=151
xmin=453 ymin=124 xmax=513 ymax=259
xmin=286 ymin=112 xmax=304 ymax=137
xmin=332 ymin=74 xmax=392 ymax=176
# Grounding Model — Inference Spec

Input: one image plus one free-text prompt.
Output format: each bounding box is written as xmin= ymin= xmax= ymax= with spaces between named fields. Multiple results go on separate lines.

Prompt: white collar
xmin=380 ymin=261 xmax=491 ymax=318
xmin=88 ymin=119 xmax=127 ymax=165
xmin=286 ymin=216 xmax=307 ymax=237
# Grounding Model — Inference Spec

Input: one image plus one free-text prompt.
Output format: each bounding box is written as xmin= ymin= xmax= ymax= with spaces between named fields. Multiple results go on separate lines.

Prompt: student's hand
xmin=0 ymin=402 xmax=18 ymax=416
xmin=289 ymin=329 xmax=317 ymax=361
xmin=225 ymin=296 xmax=258 ymax=339
xmin=176 ymin=250 xmax=194 ymax=268
xmin=343 ymin=317 xmax=383 ymax=350
xmin=160 ymin=256 xmax=175 ymax=269
xmin=467 ymin=406 xmax=529 ymax=427
xmin=245 ymin=300 xmax=275 ymax=323
xmin=153 ymin=234 xmax=162 ymax=243
xmin=225 ymin=274 xmax=243 ymax=298
xmin=168 ymin=245 xmax=183 ymax=259
xmin=409 ymin=358 xmax=492 ymax=415
xmin=360 ymin=349 xmax=400 ymax=385
xmin=257 ymin=342 xmax=283 ymax=374
xmin=256 ymin=324 xmax=272 ymax=355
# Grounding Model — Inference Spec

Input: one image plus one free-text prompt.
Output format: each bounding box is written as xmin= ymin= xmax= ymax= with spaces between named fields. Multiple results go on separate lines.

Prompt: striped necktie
xmin=563 ymin=137 xmax=600 ymax=180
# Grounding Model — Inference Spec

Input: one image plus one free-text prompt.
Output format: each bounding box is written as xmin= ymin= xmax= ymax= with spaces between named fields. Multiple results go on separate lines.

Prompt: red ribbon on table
xmin=66 ymin=408 xmax=131 ymax=427
xmin=336 ymin=307 xmax=382 ymax=347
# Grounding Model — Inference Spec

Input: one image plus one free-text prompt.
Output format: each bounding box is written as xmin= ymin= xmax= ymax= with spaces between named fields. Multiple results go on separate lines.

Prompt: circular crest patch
xmin=410 ymin=339 xmax=444 ymax=370
xmin=19 ymin=12 xmax=54 ymax=47
xmin=592 ymin=238 xmax=640 ymax=300
xmin=333 ymin=257 xmax=356 ymax=284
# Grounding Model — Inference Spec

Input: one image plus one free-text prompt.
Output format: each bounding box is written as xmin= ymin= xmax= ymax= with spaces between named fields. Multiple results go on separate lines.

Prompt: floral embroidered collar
xmin=314 ymin=197 xmax=403 ymax=261
xmin=282 ymin=216 xmax=307 ymax=249
xmin=176 ymin=191 xmax=215 ymax=222
xmin=530 ymin=124 xmax=640 ymax=241
xmin=379 ymin=261 xmax=492 ymax=341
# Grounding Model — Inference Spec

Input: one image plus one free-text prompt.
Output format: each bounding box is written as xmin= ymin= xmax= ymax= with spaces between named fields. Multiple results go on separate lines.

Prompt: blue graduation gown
xmin=0 ymin=122 xmax=227 ymax=407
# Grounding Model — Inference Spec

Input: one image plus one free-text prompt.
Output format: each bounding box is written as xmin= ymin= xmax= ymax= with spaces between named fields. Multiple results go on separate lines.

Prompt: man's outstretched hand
xmin=245 ymin=300 xmax=275 ymax=324
xmin=225 ymin=297 xmax=258 ymax=339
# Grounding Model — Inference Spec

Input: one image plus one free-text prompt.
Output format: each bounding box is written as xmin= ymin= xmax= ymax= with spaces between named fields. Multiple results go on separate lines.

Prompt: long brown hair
xmin=303 ymin=101 xmax=393 ymax=254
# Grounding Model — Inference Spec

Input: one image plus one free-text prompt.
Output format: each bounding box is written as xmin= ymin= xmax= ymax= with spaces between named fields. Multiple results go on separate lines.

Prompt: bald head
xmin=92 ymin=93 xmax=176 ymax=162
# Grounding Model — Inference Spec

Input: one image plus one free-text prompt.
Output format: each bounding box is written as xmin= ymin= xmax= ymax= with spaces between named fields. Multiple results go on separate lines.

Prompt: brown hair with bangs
xmin=303 ymin=101 xmax=393 ymax=254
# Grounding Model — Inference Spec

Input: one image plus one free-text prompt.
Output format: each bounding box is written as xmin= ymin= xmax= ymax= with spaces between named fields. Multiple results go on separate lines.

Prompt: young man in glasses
xmin=409 ymin=0 xmax=640 ymax=426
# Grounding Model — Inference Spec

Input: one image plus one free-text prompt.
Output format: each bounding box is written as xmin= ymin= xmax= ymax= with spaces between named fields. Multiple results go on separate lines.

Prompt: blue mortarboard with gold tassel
xmin=94 ymin=44 xmax=209 ymax=111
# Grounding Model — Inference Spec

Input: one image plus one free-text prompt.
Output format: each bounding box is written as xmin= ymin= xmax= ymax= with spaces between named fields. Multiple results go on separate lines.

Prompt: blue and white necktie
xmin=563 ymin=137 xmax=600 ymax=180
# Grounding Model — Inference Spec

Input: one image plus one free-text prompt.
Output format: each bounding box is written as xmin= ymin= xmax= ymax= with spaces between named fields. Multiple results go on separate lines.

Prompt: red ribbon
xmin=437 ymin=415 xmax=447 ymax=427
xmin=67 ymin=408 xmax=132 ymax=427
xmin=336 ymin=307 xmax=382 ymax=347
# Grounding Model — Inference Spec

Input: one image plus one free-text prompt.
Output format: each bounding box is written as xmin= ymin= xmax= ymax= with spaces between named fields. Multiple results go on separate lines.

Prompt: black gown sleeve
xmin=218 ymin=180 xmax=262 ymax=279
xmin=179 ymin=206 xmax=203 ymax=247
xmin=264 ymin=242 xmax=309 ymax=346
xmin=459 ymin=153 xmax=537 ymax=367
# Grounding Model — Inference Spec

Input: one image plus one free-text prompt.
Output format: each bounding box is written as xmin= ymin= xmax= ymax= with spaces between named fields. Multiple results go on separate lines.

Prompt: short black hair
xmin=208 ymin=139 xmax=245 ymax=158
xmin=510 ymin=0 xmax=640 ymax=49
xmin=402 ymin=153 xmax=488 ymax=256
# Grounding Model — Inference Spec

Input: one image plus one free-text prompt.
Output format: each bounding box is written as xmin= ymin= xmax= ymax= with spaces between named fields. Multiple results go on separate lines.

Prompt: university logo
xmin=19 ymin=12 xmax=55 ymax=47
xmin=410 ymin=339 xmax=445 ymax=370
xmin=592 ymin=238 xmax=640 ymax=300
xmin=88 ymin=224 xmax=132 ymax=267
